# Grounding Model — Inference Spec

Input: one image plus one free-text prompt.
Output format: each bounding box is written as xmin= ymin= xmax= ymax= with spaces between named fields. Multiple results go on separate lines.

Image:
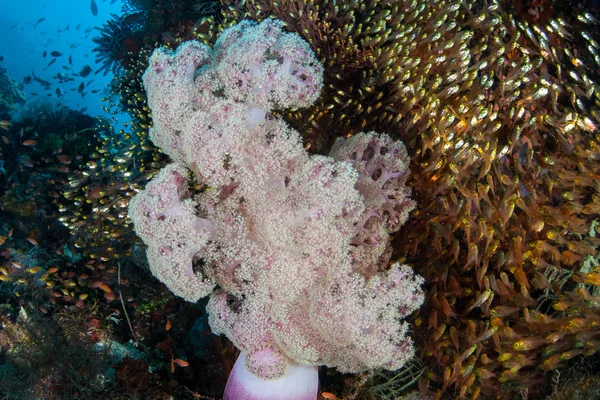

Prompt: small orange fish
xmin=99 ymin=284 xmax=112 ymax=293
xmin=321 ymin=393 xmax=338 ymax=400
xmin=472 ymin=386 xmax=481 ymax=400
xmin=458 ymin=374 xmax=475 ymax=398
xmin=449 ymin=326 xmax=460 ymax=350
xmin=173 ymin=358 xmax=189 ymax=367
xmin=560 ymin=349 xmax=584 ymax=361
xmin=576 ymin=272 xmax=600 ymax=286
xmin=466 ymin=289 xmax=492 ymax=313
xmin=513 ymin=336 xmax=548 ymax=351
xmin=27 ymin=237 xmax=39 ymax=246
xmin=491 ymin=306 xmax=520 ymax=318
xmin=473 ymin=326 xmax=498 ymax=344
xmin=0 ymin=120 xmax=12 ymax=131
xmin=540 ymin=354 xmax=562 ymax=370
xmin=47 ymin=267 xmax=59 ymax=274
xmin=475 ymin=367 xmax=496 ymax=379
xmin=512 ymin=267 xmax=530 ymax=289
xmin=553 ymin=301 xmax=573 ymax=312
xmin=22 ymin=139 xmax=37 ymax=146
xmin=441 ymin=297 xmax=457 ymax=318
xmin=457 ymin=344 xmax=478 ymax=363
xmin=166 ymin=320 xmax=172 ymax=331
xmin=1 ymin=136 xmax=8 ymax=144
xmin=431 ymin=323 xmax=446 ymax=341
xmin=441 ymin=366 xmax=452 ymax=393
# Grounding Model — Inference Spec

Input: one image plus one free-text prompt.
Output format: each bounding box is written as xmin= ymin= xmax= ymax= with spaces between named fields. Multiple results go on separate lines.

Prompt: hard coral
xmin=128 ymin=17 xmax=423 ymax=396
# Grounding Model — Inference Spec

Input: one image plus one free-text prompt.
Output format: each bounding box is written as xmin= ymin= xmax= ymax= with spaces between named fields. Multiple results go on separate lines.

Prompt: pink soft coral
xmin=128 ymin=18 xmax=424 ymax=400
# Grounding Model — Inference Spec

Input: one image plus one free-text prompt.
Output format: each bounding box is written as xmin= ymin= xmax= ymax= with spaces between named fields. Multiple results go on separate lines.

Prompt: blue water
xmin=0 ymin=0 xmax=127 ymax=126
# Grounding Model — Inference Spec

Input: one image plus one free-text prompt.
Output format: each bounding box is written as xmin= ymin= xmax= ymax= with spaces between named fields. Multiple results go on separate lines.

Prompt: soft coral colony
xmin=128 ymin=18 xmax=424 ymax=399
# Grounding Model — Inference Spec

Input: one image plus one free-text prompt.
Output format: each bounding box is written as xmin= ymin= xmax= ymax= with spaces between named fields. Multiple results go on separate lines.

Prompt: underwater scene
xmin=0 ymin=0 xmax=600 ymax=399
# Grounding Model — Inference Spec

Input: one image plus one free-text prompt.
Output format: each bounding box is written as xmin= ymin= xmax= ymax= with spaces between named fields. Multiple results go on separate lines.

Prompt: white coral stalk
xmin=224 ymin=352 xmax=318 ymax=400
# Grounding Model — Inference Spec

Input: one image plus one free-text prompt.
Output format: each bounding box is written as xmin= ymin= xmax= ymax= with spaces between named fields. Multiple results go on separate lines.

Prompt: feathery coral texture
xmin=129 ymin=18 xmax=424 ymax=378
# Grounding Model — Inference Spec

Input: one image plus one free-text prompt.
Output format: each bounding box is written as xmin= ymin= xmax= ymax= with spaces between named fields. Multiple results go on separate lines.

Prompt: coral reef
xmin=0 ymin=0 xmax=598 ymax=399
